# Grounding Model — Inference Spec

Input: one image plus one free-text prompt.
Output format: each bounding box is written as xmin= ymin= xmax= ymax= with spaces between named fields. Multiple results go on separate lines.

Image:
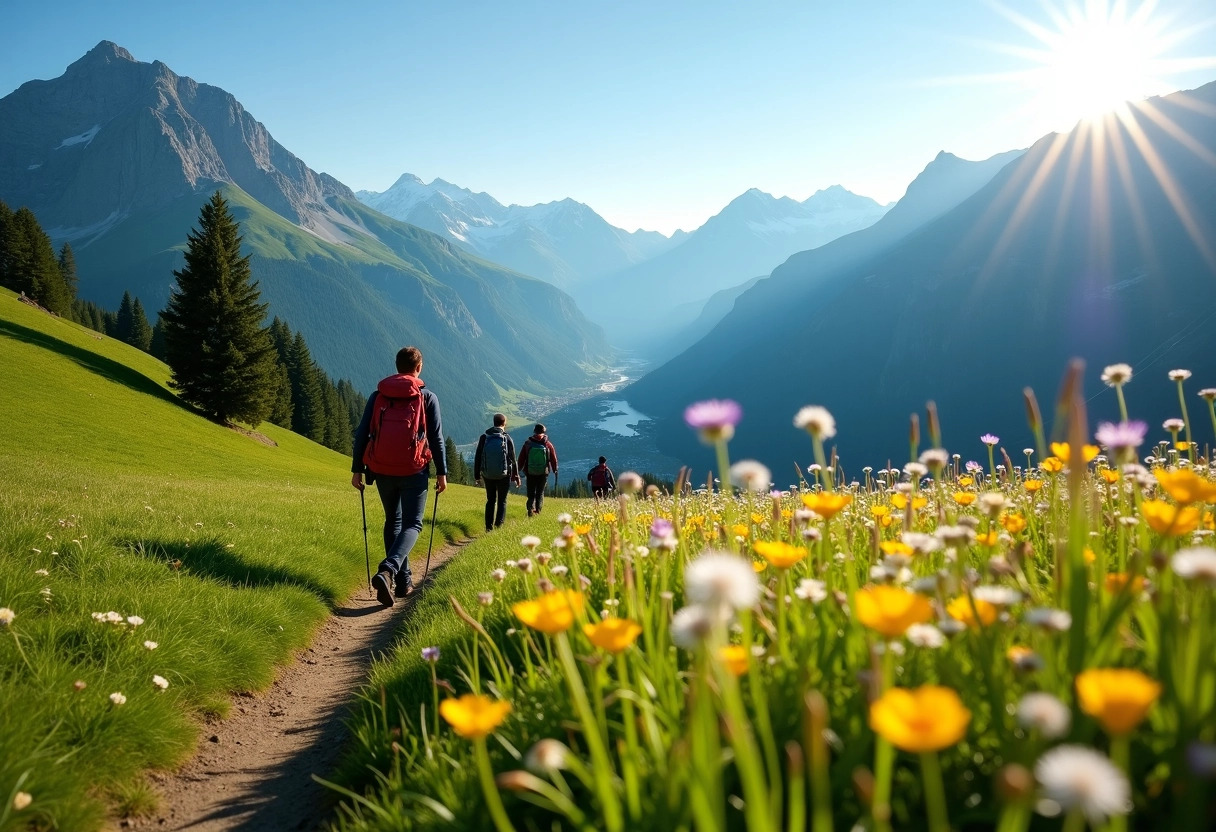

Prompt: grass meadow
xmin=0 ymin=289 xmax=488 ymax=830
xmin=327 ymin=366 xmax=1216 ymax=832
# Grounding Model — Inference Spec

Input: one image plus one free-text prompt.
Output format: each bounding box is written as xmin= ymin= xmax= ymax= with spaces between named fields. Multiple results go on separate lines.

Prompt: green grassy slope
xmin=0 ymin=288 xmax=487 ymax=830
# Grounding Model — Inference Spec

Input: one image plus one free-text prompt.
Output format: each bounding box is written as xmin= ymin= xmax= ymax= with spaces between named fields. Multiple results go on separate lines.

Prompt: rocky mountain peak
xmin=66 ymin=41 xmax=136 ymax=74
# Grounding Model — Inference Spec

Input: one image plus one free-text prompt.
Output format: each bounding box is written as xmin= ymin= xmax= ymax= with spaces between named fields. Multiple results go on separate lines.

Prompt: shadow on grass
xmin=121 ymin=537 xmax=339 ymax=603
xmin=0 ymin=318 xmax=185 ymax=409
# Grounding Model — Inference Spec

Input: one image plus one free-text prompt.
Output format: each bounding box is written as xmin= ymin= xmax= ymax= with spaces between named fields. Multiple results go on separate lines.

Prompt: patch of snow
xmin=56 ymin=125 xmax=101 ymax=149
xmin=45 ymin=210 xmax=125 ymax=247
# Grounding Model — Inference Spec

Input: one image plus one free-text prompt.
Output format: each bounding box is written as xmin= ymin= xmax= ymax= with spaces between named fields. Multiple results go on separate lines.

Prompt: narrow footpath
xmin=138 ymin=540 xmax=469 ymax=832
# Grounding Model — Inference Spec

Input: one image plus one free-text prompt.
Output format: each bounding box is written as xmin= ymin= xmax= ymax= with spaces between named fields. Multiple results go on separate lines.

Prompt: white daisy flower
xmin=1168 ymin=369 xmax=1192 ymax=382
xmin=520 ymin=535 xmax=541 ymax=550
xmin=152 ymin=675 xmax=169 ymax=690
xmin=0 ymin=608 xmax=14 ymax=626
xmin=126 ymin=615 xmax=144 ymax=627
xmin=793 ymin=405 xmax=836 ymax=439
xmin=1101 ymin=364 xmax=1133 ymax=387
xmin=670 ymin=605 xmax=716 ymax=649
xmin=684 ymin=550 xmax=760 ymax=611
xmin=905 ymin=623 xmax=945 ymax=648
xmin=973 ymin=586 xmax=1022 ymax=607
xmin=1025 ymin=607 xmax=1072 ymax=631
xmin=794 ymin=578 xmax=827 ymax=603
xmin=1016 ymin=692 xmax=1070 ymax=738
xmin=1172 ymin=547 xmax=1216 ymax=585
xmin=109 ymin=692 xmax=127 ymax=706
xmin=143 ymin=640 xmax=158 ymax=650
xmin=1035 ymin=745 xmax=1130 ymax=822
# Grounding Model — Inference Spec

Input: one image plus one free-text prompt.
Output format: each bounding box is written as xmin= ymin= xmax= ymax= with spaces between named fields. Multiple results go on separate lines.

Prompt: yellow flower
xmin=583 ymin=618 xmax=642 ymax=653
xmin=1141 ymin=500 xmax=1201 ymax=536
xmin=686 ymin=514 xmax=705 ymax=528
xmin=1024 ymin=479 xmax=1043 ymax=493
xmin=601 ymin=512 xmax=617 ymax=523
xmin=957 ymin=475 xmax=974 ymax=487
xmin=975 ymin=530 xmax=999 ymax=546
xmin=869 ymin=686 xmax=971 ymax=753
xmin=752 ymin=560 xmax=767 ymax=572
xmin=871 ymin=505 xmax=891 ymax=518
xmin=512 ymin=590 xmax=584 ymax=634
xmin=1084 ymin=548 xmax=1096 ymax=565
xmin=854 ymin=586 xmax=933 ymax=638
xmin=781 ymin=508 xmax=793 ymax=520
xmin=801 ymin=492 xmax=853 ymax=519
xmin=890 ymin=493 xmax=928 ymax=511
xmin=753 ymin=540 xmax=806 ymax=569
xmin=440 ymin=694 xmax=512 ymax=740
xmin=1098 ymin=468 xmax=1120 ymax=484
xmin=953 ymin=492 xmax=977 ymax=506
xmin=879 ymin=541 xmax=913 ymax=557
xmin=947 ymin=596 xmax=998 ymax=628
xmin=1001 ymin=513 xmax=1027 ymax=534
xmin=1050 ymin=442 xmax=1100 ymax=465
xmin=1176 ymin=441 xmax=1191 ymax=451
xmin=635 ymin=514 xmax=653 ymax=527
xmin=1153 ymin=469 xmax=1216 ymax=505
xmin=1104 ymin=573 xmax=1146 ymax=595
xmin=750 ymin=512 xmax=766 ymax=525
xmin=573 ymin=523 xmax=592 ymax=535
xmin=1041 ymin=457 xmax=1064 ymax=473
xmin=1076 ymin=668 xmax=1161 ymax=735
xmin=880 ymin=515 xmax=896 ymax=528
xmin=718 ymin=645 xmax=750 ymax=677
xmin=731 ymin=523 xmax=750 ymax=538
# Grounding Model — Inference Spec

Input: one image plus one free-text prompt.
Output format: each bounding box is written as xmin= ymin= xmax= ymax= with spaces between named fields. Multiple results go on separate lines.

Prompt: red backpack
xmin=590 ymin=464 xmax=610 ymax=489
xmin=362 ymin=375 xmax=432 ymax=476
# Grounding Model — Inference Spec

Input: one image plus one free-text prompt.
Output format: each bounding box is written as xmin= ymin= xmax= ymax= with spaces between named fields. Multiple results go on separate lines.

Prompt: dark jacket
xmin=473 ymin=427 xmax=518 ymax=481
xmin=351 ymin=375 xmax=447 ymax=477
xmin=518 ymin=433 xmax=558 ymax=475
xmin=587 ymin=463 xmax=615 ymax=490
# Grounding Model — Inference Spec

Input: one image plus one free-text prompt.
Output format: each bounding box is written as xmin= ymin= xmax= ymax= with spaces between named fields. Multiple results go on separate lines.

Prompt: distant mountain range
xmin=357 ymin=175 xmax=684 ymax=290
xmin=572 ymin=185 xmax=892 ymax=346
xmin=615 ymin=82 xmax=1216 ymax=473
xmin=0 ymin=41 xmax=612 ymax=440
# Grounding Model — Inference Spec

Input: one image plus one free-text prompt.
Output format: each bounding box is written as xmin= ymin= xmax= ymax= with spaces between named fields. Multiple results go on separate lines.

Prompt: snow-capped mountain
xmin=357 ymin=175 xmax=684 ymax=289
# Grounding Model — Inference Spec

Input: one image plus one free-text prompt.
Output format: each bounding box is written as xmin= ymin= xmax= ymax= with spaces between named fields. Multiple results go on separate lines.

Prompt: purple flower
xmin=1094 ymin=420 xmax=1148 ymax=450
xmin=421 ymin=646 xmax=441 ymax=663
xmin=684 ymin=399 xmax=742 ymax=441
xmin=650 ymin=518 xmax=674 ymax=539
xmin=965 ymin=461 xmax=982 ymax=473
xmin=980 ymin=434 xmax=1000 ymax=446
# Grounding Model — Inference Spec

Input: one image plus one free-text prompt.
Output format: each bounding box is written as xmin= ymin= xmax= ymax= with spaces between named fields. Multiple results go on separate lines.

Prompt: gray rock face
xmin=0 ymin=40 xmax=352 ymax=239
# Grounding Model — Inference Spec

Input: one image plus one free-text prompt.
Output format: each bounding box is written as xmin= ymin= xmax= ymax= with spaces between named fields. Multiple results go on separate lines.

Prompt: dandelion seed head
xmin=794 ymin=578 xmax=827 ymax=603
xmin=906 ymin=623 xmax=945 ymax=648
xmin=618 ymin=471 xmax=644 ymax=493
xmin=152 ymin=674 xmax=169 ymax=690
xmin=1172 ymin=547 xmax=1216 ymax=584
xmin=109 ymin=692 xmax=127 ymax=706
xmin=684 ymin=550 xmax=760 ymax=611
xmin=670 ymin=605 xmax=716 ymax=649
xmin=144 ymin=640 xmax=158 ymax=650
xmin=793 ymin=405 xmax=836 ymax=439
xmin=730 ymin=460 xmax=772 ymax=493
xmin=1169 ymin=369 xmax=1192 ymax=382
xmin=1035 ymin=746 xmax=1129 ymax=822
xmin=1163 ymin=418 xmax=1186 ymax=432
xmin=491 ymin=569 xmax=506 ymax=583
xmin=1017 ymin=693 xmax=1070 ymax=738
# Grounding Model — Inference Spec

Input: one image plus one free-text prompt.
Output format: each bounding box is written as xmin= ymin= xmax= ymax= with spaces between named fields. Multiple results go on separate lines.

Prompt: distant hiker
xmin=351 ymin=346 xmax=447 ymax=608
xmin=473 ymin=413 xmax=520 ymax=531
xmin=518 ymin=423 xmax=558 ymax=516
xmin=587 ymin=456 xmax=616 ymax=499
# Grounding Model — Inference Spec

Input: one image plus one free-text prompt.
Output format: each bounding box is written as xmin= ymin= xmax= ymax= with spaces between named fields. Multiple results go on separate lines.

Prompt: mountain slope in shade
xmin=572 ymin=185 xmax=892 ymax=345
xmin=357 ymin=174 xmax=683 ymax=289
xmin=622 ymin=83 xmax=1216 ymax=474
xmin=0 ymin=42 xmax=611 ymax=440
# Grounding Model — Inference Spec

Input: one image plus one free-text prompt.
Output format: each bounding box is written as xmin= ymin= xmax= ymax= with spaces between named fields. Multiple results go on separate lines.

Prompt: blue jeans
xmin=373 ymin=471 xmax=429 ymax=582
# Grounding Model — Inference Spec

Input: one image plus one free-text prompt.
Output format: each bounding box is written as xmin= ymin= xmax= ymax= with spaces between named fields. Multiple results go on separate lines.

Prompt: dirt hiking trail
xmin=134 ymin=540 xmax=468 ymax=832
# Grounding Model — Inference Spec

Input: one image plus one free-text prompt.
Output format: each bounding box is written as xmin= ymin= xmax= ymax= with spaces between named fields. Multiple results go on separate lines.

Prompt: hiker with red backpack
xmin=587 ymin=456 xmax=616 ymax=499
xmin=518 ymin=424 xmax=558 ymax=517
xmin=351 ymin=346 xmax=447 ymax=608
xmin=473 ymin=413 xmax=520 ymax=531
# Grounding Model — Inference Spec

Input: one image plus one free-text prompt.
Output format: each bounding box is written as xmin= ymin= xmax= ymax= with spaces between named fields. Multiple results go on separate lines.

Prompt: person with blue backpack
xmin=473 ymin=413 xmax=520 ymax=531
xmin=518 ymin=424 xmax=559 ymax=516
xmin=351 ymin=346 xmax=447 ymax=608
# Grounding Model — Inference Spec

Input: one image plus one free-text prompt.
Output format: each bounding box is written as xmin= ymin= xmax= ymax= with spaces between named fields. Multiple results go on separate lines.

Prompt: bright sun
xmin=994 ymin=0 xmax=1200 ymax=131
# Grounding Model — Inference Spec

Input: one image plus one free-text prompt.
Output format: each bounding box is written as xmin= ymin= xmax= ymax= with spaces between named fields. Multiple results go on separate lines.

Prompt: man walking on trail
xmin=587 ymin=456 xmax=616 ymax=499
xmin=518 ymin=423 xmax=558 ymax=516
xmin=351 ymin=346 xmax=447 ymax=608
xmin=473 ymin=413 xmax=520 ymax=532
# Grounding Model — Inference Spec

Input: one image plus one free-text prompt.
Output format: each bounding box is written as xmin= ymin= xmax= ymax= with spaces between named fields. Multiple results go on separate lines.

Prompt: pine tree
xmin=268 ymin=362 xmax=294 ymax=428
xmin=336 ymin=378 xmax=367 ymax=431
xmin=57 ymin=243 xmax=78 ymax=297
xmin=150 ymin=313 xmax=167 ymax=359
xmin=114 ymin=291 xmax=135 ymax=343
xmin=129 ymin=298 xmax=153 ymax=352
xmin=0 ymin=201 xmax=15 ymax=290
xmin=287 ymin=330 xmax=325 ymax=442
xmin=160 ymin=191 xmax=277 ymax=425
xmin=444 ymin=436 xmax=470 ymax=484
xmin=320 ymin=377 xmax=351 ymax=454
xmin=9 ymin=208 xmax=72 ymax=314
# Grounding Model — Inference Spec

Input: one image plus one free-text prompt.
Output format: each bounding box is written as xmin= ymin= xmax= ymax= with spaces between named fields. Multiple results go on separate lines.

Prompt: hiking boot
xmin=372 ymin=571 xmax=394 ymax=607
xmin=394 ymin=575 xmax=413 ymax=598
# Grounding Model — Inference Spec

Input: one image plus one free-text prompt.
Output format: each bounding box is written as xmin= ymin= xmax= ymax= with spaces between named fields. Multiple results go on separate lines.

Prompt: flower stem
xmin=1177 ymin=379 xmax=1195 ymax=464
xmin=474 ymin=738 xmax=516 ymax=832
xmin=555 ymin=633 xmax=623 ymax=832
xmin=919 ymin=752 xmax=950 ymax=832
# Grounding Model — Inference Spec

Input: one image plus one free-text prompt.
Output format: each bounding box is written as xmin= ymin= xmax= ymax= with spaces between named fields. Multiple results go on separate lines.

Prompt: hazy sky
xmin=3 ymin=1 xmax=1215 ymax=234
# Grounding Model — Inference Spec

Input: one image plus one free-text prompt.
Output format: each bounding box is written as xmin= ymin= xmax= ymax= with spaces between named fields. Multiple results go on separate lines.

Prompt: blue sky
xmin=3 ymin=0 xmax=1215 ymax=233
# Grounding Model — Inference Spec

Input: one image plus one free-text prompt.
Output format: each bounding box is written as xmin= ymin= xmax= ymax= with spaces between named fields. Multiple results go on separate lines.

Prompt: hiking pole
xmin=359 ymin=486 xmax=371 ymax=596
xmin=421 ymin=489 xmax=440 ymax=586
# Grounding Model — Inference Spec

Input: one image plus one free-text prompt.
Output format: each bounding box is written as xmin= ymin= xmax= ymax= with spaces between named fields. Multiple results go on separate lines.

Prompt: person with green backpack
xmin=473 ymin=413 xmax=520 ymax=531
xmin=518 ymin=423 xmax=559 ymax=516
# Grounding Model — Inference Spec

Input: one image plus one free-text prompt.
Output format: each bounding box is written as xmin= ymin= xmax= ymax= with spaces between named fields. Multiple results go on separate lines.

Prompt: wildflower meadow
xmin=332 ymin=360 xmax=1216 ymax=832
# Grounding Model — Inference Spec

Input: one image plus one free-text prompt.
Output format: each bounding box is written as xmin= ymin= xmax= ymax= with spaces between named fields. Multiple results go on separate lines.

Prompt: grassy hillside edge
xmin=0 ymin=288 xmax=486 ymax=830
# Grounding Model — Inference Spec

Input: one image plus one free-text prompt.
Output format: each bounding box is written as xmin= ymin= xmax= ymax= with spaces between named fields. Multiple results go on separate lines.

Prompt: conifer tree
xmin=0 ymin=201 xmax=15 ymax=289
xmin=320 ymin=378 xmax=351 ymax=454
xmin=160 ymin=191 xmax=276 ymax=425
xmin=129 ymin=297 xmax=153 ymax=352
xmin=57 ymin=243 xmax=78 ymax=297
xmin=268 ymin=362 xmax=294 ymax=428
xmin=287 ymin=330 xmax=325 ymax=442
xmin=114 ymin=291 xmax=134 ymax=343
xmin=150 ymin=313 xmax=167 ymax=360
xmin=8 ymin=208 xmax=72 ymax=314
xmin=444 ymin=436 xmax=470 ymax=484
